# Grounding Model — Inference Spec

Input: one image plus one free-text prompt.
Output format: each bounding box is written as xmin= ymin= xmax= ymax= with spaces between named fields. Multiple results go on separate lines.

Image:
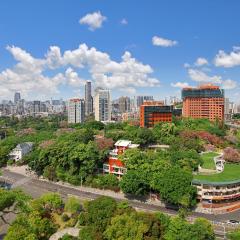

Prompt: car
xmin=226 ymin=220 xmax=240 ymax=225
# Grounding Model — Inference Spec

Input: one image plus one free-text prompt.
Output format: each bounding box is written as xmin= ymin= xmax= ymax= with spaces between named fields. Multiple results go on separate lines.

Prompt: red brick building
xmin=182 ymin=84 xmax=224 ymax=122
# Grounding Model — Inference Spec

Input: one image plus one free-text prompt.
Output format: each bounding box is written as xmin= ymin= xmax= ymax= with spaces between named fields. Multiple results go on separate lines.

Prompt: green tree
xmin=43 ymin=165 xmax=57 ymax=181
xmin=228 ymin=228 xmax=240 ymax=240
xmin=64 ymin=196 xmax=82 ymax=214
xmin=152 ymin=166 xmax=196 ymax=207
xmin=79 ymin=226 xmax=103 ymax=240
xmin=120 ymin=170 xmax=150 ymax=196
xmin=135 ymin=128 xmax=155 ymax=146
xmin=191 ymin=218 xmax=215 ymax=240
xmin=79 ymin=196 xmax=117 ymax=232
xmin=104 ymin=212 xmax=149 ymax=240
xmin=164 ymin=217 xmax=192 ymax=240
xmin=0 ymin=189 xmax=31 ymax=224
xmin=4 ymin=193 xmax=60 ymax=240
xmin=120 ymin=148 xmax=146 ymax=169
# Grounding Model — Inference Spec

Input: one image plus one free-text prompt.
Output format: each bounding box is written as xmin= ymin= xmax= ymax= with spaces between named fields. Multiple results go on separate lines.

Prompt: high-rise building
xmin=182 ymin=84 xmax=224 ymax=121
xmin=140 ymin=101 xmax=181 ymax=128
xmin=14 ymin=92 xmax=21 ymax=104
xmin=136 ymin=96 xmax=154 ymax=108
xmin=68 ymin=98 xmax=85 ymax=124
xmin=85 ymin=81 xmax=93 ymax=116
xmin=94 ymin=89 xmax=111 ymax=122
xmin=16 ymin=99 xmax=25 ymax=115
xmin=118 ymin=96 xmax=130 ymax=113
xmin=33 ymin=101 xmax=41 ymax=113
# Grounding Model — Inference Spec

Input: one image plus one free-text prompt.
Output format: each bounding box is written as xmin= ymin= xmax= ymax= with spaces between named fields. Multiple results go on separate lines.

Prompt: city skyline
xmin=0 ymin=1 xmax=240 ymax=102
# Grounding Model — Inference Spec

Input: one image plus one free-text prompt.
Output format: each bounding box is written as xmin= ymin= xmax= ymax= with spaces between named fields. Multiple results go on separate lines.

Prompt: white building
xmin=94 ymin=89 xmax=111 ymax=122
xmin=9 ymin=142 xmax=33 ymax=161
xmin=68 ymin=98 xmax=85 ymax=124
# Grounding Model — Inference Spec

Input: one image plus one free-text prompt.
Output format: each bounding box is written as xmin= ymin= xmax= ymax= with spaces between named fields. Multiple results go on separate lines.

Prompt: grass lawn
xmin=201 ymin=152 xmax=219 ymax=170
xmin=194 ymin=163 xmax=240 ymax=182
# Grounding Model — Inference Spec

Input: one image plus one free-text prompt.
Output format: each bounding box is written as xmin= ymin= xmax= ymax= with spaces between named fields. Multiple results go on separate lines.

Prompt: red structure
xmin=103 ymin=140 xmax=139 ymax=178
xmin=140 ymin=101 xmax=178 ymax=128
xmin=182 ymin=84 xmax=224 ymax=122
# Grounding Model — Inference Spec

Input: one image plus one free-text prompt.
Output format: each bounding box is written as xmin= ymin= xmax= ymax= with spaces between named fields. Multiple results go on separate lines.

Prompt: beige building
xmin=67 ymin=98 xmax=85 ymax=124
xmin=94 ymin=89 xmax=111 ymax=122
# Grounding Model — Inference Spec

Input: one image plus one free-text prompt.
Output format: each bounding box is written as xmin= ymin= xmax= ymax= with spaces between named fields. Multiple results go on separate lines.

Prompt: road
xmin=1 ymin=169 xmax=239 ymax=239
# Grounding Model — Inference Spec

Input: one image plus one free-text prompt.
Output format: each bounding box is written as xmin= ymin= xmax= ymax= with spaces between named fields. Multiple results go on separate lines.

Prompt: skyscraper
xmin=68 ymin=98 xmax=85 ymax=124
xmin=182 ymin=84 xmax=224 ymax=122
xmin=136 ymin=96 xmax=154 ymax=108
xmin=14 ymin=92 xmax=21 ymax=104
xmin=94 ymin=89 xmax=111 ymax=122
xmin=33 ymin=101 xmax=41 ymax=113
xmin=118 ymin=97 xmax=130 ymax=113
xmin=85 ymin=81 xmax=93 ymax=116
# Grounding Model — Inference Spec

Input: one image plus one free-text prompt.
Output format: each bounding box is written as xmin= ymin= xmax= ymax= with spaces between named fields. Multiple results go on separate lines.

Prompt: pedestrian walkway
xmin=49 ymin=228 xmax=79 ymax=240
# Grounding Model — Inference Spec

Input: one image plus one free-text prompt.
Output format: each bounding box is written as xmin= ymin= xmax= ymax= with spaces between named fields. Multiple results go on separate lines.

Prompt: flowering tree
xmin=223 ymin=147 xmax=240 ymax=163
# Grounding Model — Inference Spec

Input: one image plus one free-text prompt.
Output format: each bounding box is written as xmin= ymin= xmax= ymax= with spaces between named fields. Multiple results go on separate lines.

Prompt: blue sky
xmin=0 ymin=0 xmax=240 ymax=102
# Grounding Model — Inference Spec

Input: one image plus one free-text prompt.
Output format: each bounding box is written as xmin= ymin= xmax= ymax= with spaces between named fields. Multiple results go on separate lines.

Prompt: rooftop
xmin=194 ymin=163 xmax=240 ymax=184
xmin=115 ymin=140 xmax=132 ymax=147
xmin=114 ymin=140 xmax=139 ymax=148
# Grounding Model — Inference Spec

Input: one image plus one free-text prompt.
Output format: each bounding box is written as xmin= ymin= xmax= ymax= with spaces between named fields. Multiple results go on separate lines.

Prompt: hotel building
xmin=182 ymin=84 xmax=224 ymax=122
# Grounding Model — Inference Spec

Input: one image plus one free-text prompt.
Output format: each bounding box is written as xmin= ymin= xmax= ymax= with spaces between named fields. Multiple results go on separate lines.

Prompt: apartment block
xmin=68 ymin=98 xmax=85 ymax=124
xmin=182 ymin=84 xmax=224 ymax=121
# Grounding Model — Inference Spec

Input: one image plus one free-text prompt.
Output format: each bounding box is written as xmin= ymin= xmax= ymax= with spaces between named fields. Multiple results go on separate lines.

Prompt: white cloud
xmin=152 ymin=36 xmax=178 ymax=47
xmin=214 ymin=47 xmax=240 ymax=67
xmin=120 ymin=18 xmax=128 ymax=25
xmin=0 ymin=44 xmax=160 ymax=99
xmin=79 ymin=11 xmax=107 ymax=31
xmin=195 ymin=57 xmax=208 ymax=66
xmin=183 ymin=63 xmax=190 ymax=68
xmin=171 ymin=82 xmax=190 ymax=88
xmin=64 ymin=68 xmax=87 ymax=87
xmin=188 ymin=68 xmax=237 ymax=90
xmin=188 ymin=69 xmax=222 ymax=83
xmin=221 ymin=79 xmax=237 ymax=89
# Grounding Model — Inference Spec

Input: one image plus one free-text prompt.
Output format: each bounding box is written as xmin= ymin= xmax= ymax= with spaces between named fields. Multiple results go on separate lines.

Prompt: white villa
xmin=9 ymin=142 xmax=33 ymax=161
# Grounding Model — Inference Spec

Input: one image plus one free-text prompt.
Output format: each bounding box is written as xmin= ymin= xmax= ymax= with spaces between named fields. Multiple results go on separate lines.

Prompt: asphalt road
xmin=1 ymin=169 xmax=239 ymax=239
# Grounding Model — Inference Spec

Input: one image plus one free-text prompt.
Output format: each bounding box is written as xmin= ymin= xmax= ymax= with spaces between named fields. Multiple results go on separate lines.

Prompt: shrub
xmin=7 ymin=159 xmax=14 ymax=165
xmin=43 ymin=165 xmax=57 ymax=181
xmin=85 ymin=174 xmax=120 ymax=191
xmin=61 ymin=213 xmax=70 ymax=222
xmin=64 ymin=196 xmax=82 ymax=214
xmin=223 ymin=147 xmax=240 ymax=163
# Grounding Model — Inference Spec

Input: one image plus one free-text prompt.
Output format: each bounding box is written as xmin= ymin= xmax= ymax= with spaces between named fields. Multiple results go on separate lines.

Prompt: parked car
xmin=226 ymin=219 xmax=240 ymax=225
